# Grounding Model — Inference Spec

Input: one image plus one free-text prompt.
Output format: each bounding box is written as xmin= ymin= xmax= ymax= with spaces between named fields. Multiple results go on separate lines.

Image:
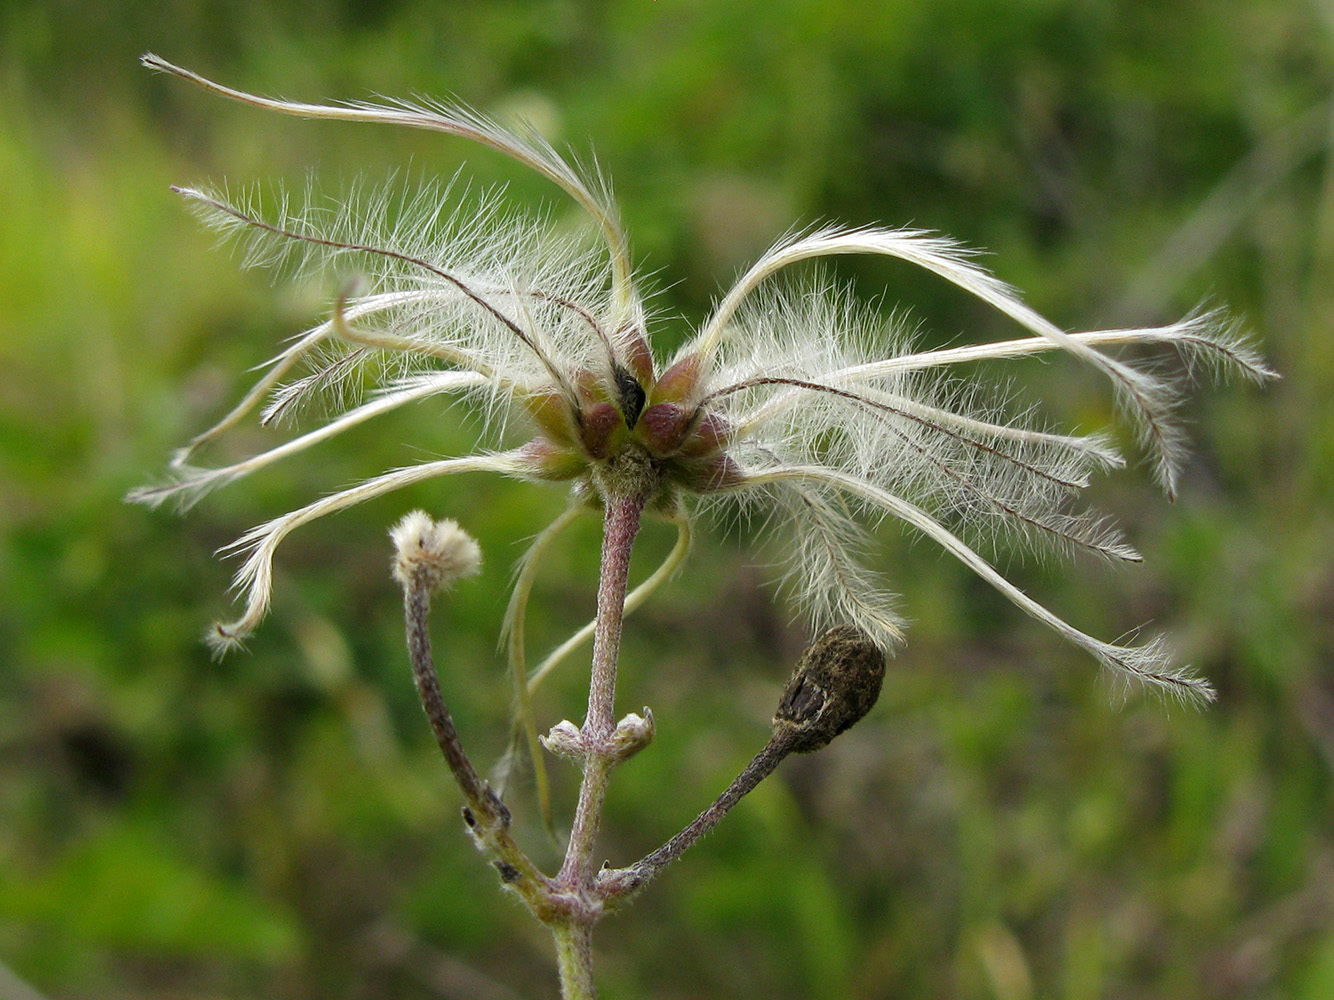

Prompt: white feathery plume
xmin=207 ymin=452 xmax=524 ymax=655
xmin=133 ymin=55 xmax=1275 ymax=706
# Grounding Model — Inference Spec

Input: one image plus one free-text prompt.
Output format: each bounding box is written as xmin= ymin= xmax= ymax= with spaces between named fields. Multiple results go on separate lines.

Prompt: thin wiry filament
xmin=747 ymin=465 xmax=1215 ymax=704
xmin=714 ymin=375 xmax=1139 ymax=562
xmin=141 ymin=53 xmax=638 ymax=311
xmin=714 ymin=376 xmax=1093 ymax=491
xmin=686 ymin=226 xmax=1196 ymax=497
xmin=210 ymin=452 xmax=524 ymax=655
xmin=497 ymin=502 xmax=585 ymax=833
xmin=177 ymin=186 xmax=580 ymax=403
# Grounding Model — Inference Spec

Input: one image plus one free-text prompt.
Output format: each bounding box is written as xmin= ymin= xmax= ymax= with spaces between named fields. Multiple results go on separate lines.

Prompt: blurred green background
xmin=1 ymin=0 xmax=1330 ymax=997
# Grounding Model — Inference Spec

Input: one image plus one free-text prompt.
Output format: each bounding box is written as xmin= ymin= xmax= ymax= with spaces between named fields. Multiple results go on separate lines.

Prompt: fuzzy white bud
xmin=541 ymin=720 xmax=584 ymax=761
xmin=391 ymin=511 xmax=482 ymax=593
xmin=608 ymin=709 xmax=655 ymax=764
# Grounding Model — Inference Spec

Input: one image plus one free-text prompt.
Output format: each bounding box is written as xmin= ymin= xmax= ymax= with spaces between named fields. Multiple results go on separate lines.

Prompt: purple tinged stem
xmin=556 ymin=486 xmax=646 ymax=892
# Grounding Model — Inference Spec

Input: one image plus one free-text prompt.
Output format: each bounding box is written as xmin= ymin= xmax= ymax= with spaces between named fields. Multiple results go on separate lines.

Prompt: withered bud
xmin=773 ymin=626 xmax=885 ymax=753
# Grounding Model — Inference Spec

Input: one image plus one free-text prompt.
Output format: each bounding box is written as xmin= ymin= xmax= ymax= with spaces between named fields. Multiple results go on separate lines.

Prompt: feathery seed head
xmin=133 ymin=55 xmax=1275 ymax=704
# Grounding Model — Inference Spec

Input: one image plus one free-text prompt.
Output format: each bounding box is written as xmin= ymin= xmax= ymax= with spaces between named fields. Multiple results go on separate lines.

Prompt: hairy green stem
xmin=559 ymin=489 xmax=645 ymax=883
xmin=552 ymin=920 xmax=598 ymax=1000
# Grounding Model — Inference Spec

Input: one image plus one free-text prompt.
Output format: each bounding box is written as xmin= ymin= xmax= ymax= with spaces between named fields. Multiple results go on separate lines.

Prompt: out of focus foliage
xmin=1 ymin=1 xmax=1330 ymax=998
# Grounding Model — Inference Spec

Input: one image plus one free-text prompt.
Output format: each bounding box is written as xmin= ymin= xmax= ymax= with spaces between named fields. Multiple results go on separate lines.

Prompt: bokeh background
xmin=2 ymin=1 xmax=1331 ymax=997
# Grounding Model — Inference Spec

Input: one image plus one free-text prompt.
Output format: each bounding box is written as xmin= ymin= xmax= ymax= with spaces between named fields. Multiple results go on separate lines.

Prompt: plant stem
xmin=405 ymin=582 xmax=495 ymax=812
xmin=560 ymin=488 xmax=645 ymax=883
xmin=601 ymin=624 xmax=886 ymax=902
xmin=552 ymin=484 xmax=647 ymax=997
xmin=598 ymin=729 xmax=796 ymax=902
xmin=401 ymin=571 xmax=551 ymax=913
xmin=551 ymin=920 xmax=598 ymax=1000
xmin=585 ymin=488 xmax=646 ymax=742
xmin=637 ymin=733 xmax=792 ymax=872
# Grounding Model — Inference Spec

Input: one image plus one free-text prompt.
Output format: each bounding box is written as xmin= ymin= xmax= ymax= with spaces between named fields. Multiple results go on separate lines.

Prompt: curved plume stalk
xmin=130 ymin=371 xmax=490 ymax=511
xmin=141 ymin=54 xmax=637 ymax=316
xmin=747 ymin=465 xmax=1215 ymax=704
xmin=209 ymin=452 xmax=525 ymax=654
xmin=686 ymin=227 xmax=1270 ymax=498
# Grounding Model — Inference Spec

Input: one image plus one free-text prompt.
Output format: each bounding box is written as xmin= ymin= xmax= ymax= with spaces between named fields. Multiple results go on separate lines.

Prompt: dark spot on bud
xmin=773 ymin=625 xmax=885 ymax=754
xmin=494 ymin=861 xmax=522 ymax=883
xmin=615 ymin=365 xmax=647 ymax=428
xmin=461 ymin=807 xmax=476 ymax=828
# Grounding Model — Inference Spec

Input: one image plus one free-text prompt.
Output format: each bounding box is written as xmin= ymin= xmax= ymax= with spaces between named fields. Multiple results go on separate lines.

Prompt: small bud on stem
xmin=391 ymin=510 xmax=482 ymax=594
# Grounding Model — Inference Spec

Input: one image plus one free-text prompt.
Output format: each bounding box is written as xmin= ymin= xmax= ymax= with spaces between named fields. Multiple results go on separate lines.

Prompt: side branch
xmin=398 ymin=544 xmax=555 ymax=916
xmin=599 ymin=625 xmax=885 ymax=903
xmin=599 ymin=732 xmax=793 ymax=902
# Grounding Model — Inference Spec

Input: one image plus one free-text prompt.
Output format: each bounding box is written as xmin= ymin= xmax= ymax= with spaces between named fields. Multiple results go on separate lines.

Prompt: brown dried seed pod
xmin=773 ymin=625 xmax=886 ymax=753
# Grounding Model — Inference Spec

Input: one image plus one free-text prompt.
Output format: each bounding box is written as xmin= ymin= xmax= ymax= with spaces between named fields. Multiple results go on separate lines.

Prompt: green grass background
xmin=1 ymin=1 xmax=1330 ymax=997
